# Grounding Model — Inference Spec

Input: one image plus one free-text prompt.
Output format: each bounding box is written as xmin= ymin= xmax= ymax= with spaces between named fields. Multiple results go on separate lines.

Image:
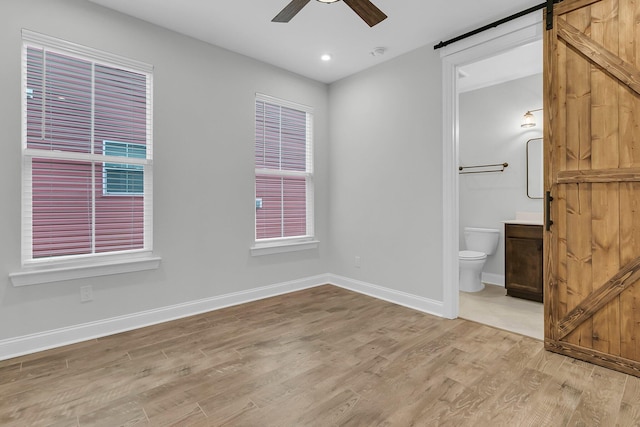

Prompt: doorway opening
xmin=440 ymin=11 xmax=544 ymax=339
xmin=456 ymin=42 xmax=544 ymax=339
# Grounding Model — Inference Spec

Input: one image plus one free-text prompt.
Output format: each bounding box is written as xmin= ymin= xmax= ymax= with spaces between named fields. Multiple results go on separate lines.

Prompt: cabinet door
xmin=506 ymin=233 xmax=543 ymax=301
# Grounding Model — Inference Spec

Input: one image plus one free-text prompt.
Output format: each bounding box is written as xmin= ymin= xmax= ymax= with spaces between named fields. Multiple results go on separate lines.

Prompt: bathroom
xmin=457 ymin=40 xmax=544 ymax=339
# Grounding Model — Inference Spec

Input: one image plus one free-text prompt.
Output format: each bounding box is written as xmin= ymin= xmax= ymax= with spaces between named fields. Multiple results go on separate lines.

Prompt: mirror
xmin=527 ymin=138 xmax=543 ymax=199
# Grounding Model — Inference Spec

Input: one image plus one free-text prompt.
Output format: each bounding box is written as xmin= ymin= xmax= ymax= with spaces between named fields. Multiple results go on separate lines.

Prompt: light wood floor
xmin=1 ymin=285 xmax=640 ymax=426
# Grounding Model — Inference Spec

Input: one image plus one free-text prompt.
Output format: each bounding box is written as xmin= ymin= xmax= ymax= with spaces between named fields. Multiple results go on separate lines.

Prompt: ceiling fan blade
xmin=272 ymin=0 xmax=312 ymax=22
xmin=343 ymin=0 xmax=387 ymax=27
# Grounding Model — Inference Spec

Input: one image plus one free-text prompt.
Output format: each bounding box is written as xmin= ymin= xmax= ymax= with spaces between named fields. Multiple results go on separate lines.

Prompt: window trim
xmin=250 ymin=238 xmax=319 ymax=257
xmin=12 ymin=30 xmax=158 ymax=284
xmin=253 ymin=93 xmax=315 ymax=253
xmin=10 ymin=252 xmax=161 ymax=287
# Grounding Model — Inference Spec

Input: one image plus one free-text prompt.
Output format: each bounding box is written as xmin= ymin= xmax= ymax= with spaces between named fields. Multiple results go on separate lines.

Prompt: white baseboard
xmin=0 ymin=274 xmax=329 ymax=361
xmin=0 ymin=273 xmax=445 ymax=361
xmin=482 ymin=272 xmax=505 ymax=287
xmin=328 ymin=274 xmax=443 ymax=317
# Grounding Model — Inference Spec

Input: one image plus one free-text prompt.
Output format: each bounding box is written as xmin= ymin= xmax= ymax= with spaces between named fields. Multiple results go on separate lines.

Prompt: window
xmin=254 ymin=94 xmax=315 ymax=251
xmin=21 ymin=30 xmax=153 ymax=265
xmin=103 ymin=141 xmax=145 ymax=195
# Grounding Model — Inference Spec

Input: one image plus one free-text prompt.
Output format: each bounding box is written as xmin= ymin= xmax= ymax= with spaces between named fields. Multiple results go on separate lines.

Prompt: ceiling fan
xmin=272 ymin=0 xmax=387 ymax=27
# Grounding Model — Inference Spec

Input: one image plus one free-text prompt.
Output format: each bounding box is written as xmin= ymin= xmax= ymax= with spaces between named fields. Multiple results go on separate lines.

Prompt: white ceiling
xmin=88 ymin=0 xmax=542 ymax=84
xmin=457 ymin=40 xmax=543 ymax=93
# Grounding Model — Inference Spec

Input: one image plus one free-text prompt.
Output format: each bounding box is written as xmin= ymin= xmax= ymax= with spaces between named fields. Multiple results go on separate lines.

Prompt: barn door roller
xmin=546 ymin=0 xmax=555 ymax=30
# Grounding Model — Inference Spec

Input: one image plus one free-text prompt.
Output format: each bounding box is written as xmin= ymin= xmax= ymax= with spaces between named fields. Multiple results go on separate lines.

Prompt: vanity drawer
xmin=505 ymin=224 xmax=542 ymax=239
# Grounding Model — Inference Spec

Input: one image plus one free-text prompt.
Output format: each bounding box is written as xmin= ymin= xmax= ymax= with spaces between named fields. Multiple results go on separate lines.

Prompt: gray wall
xmin=0 ymin=0 xmax=330 ymax=340
xmin=328 ymin=46 xmax=444 ymax=301
xmin=459 ymin=74 xmax=543 ymax=282
xmin=1 ymin=0 xmax=453 ymax=345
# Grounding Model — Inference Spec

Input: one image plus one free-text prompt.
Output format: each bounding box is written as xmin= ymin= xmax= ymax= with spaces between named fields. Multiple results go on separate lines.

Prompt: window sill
xmin=251 ymin=239 xmax=319 ymax=256
xmin=9 ymin=255 xmax=161 ymax=286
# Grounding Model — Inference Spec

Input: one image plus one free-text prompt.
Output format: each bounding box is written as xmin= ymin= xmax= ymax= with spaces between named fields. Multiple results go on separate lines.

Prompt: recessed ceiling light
xmin=321 ymin=54 xmax=332 ymax=61
xmin=370 ymin=47 xmax=386 ymax=57
xmin=317 ymin=0 xmax=340 ymax=3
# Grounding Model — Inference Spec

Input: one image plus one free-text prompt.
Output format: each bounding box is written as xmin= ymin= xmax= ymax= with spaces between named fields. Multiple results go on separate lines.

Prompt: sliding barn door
xmin=545 ymin=0 xmax=640 ymax=375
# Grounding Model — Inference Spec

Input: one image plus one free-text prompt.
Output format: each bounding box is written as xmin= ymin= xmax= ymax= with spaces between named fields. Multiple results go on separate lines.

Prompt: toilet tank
xmin=464 ymin=227 xmax=500 ymax=255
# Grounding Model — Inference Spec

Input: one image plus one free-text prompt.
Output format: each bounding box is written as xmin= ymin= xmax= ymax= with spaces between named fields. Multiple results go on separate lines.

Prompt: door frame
xmin=440 ymin=12 xmax=543 ymax=319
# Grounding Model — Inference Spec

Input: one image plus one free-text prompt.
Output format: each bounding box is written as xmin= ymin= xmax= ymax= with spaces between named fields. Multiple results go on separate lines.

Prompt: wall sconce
xmin=521 ymin=108 xmax=543 ymax=128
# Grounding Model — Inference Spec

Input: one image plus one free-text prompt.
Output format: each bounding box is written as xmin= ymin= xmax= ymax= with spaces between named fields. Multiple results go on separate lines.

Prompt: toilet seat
xmin=459 ymin=250 xmax=486 ymax=260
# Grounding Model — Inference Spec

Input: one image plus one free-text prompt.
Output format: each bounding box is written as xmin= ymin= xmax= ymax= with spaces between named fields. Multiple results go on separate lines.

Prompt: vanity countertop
xmin=502 ymin=219 xmax=543 ymax=226
xmin=503 ymin=211 xmax=543 ymax=226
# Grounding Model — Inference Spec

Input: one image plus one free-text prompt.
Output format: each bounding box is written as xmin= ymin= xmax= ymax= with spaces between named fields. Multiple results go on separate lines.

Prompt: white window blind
xmin=21 ymin=30 xmax=153 ymax=264
xmin=255 ymin=94 xmax=314 ymax=242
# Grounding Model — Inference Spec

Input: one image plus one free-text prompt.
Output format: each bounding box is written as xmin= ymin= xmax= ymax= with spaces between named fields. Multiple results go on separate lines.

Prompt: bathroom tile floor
xmin=459 ymin=283 xmax=544 ymax=340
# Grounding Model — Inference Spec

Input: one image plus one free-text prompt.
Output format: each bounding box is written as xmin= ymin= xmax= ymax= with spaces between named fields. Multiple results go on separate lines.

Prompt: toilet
xmin=459 ymin=227 xmax=500 ymax=292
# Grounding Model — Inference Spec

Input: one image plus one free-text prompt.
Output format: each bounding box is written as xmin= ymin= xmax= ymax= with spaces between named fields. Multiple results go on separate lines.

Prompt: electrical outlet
xmin=80 ymin=285 xmax=93 ymax=302
xmin=355 ymin=256 xmax=361 ymax=268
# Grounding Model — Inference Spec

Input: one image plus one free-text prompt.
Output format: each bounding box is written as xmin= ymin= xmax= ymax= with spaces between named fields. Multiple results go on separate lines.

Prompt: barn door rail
xmin=433 ymin=0 xmax=565 ymax=50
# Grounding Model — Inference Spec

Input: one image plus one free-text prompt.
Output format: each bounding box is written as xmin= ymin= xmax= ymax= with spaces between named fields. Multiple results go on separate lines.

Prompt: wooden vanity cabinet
xmin=505 ymin=223 xmax=543 ymax=302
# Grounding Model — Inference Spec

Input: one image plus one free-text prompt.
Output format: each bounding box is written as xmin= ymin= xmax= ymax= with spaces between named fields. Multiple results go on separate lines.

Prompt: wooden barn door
xmin=545 ymin=0 xmax=640 ymax=376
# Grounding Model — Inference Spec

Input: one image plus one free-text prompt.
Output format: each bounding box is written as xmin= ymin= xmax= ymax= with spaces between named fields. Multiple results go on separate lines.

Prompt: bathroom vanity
xmin=504 ymin=221 xmax=543 ymax=302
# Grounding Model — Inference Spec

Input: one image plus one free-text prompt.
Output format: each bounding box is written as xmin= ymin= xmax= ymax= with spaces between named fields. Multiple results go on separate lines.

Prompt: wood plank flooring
xmin=1 ymin=285 xmax=640 ymax=426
